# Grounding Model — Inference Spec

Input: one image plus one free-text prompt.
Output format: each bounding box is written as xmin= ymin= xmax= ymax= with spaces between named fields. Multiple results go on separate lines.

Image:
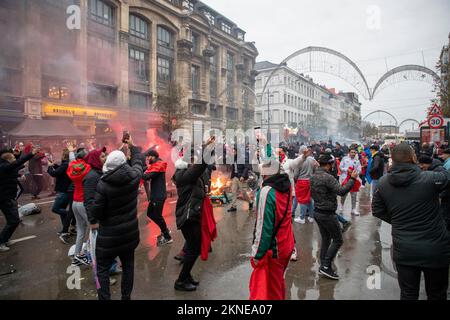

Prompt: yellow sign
xmin=43 ymin=103 xmax=118 ymax=120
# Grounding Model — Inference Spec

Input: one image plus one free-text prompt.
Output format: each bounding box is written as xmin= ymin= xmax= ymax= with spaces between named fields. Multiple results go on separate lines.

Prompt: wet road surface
xmin=0 ymin=187 xmax=442 ymax=300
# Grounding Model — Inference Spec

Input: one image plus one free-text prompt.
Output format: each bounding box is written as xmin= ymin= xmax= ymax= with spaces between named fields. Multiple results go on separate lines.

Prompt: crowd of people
xmin=1 ymin=135 xmax=449 ymax=300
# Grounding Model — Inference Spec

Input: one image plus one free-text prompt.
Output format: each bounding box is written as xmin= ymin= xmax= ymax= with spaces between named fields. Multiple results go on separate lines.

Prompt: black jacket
xmin=142 ymin=159 xmax=167 ymax=201
xmin=47 ymin=160 xmax=71 ymax=193
xmin=311 ymin=167 xmax=355 ymax=214
xmin=91 ymin=147 xmax=144 ymax=258
xmin=369 ymin=152 xmax=385 ymax=180
xmin=372 ymin=163 xmax=450 ymax=268
xmin=83 ymin=168 xmax=102 ymax=225
xmin=0 ymin=152 xmax=34 ymax=201
xmin=173 ymin=160 xmax=208 ymax=229
xmin=28 ymin=154 xmax=44 ymax=174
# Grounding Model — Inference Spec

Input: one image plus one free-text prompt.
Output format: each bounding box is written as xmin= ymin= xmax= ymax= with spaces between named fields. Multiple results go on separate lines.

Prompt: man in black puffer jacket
xmin=372 ymin=143 xmax=450 ymax=300
xmin=0 ymin=147 xmax=36 ymax=252
xmin=91 ymin=139 xmax=144 ymax=300
xmin=172 ymin=138 xmax=215 ymax=291
xmin=310 ymin=153 xmax=357 ymax=280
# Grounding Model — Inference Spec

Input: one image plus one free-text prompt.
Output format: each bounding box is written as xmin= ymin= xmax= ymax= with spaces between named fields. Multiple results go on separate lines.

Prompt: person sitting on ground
xmin=372 ymin=143 xmax=450 ymax=300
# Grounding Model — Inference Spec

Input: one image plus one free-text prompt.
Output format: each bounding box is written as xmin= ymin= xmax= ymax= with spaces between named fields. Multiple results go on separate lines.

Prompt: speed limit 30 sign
xmin=428 ymin=115 xmax=444 ymax=129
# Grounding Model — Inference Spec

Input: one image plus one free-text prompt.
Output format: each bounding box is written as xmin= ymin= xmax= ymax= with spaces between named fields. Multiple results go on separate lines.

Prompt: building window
xmin=87 ymin=35 xmax=115 ymax=84
xmin=130 ymin=15 xmax=148 ymax=39
xmin=158 ymin=26 xmax=172 ymax=47
xmin=221 ymin=23 xmax=232 ymax=34
xmin=129 ymin=47 xmax=148 ymax=82
xmin=204 ymin=11 xmax=215 ymax=25
xmin=191 ymin=65 xmax=200 ymax=95
xmin=210 ymin=49 xmax=218 ymax=98
xmin=192 ymin=104 xmax=205 ymax=115
xmin=191 ymin=33 xmax=199 ymax=55
xmin=88 ymin=84 xmax=117 ymax=106
xmin=226 ymin=107 xmax=238 ymax=120
xmin=226 ymin=52 xmax=234 ymax=102
xmin=157 ymin=26 xmax=174 ymax=87
xmin=242 ymin=90 xmax=249 ymax=109
xmin=157 ymin=57 xmax=171 ymax=85
xmin=210 ymin=104 xmax=222 ymax=119
xmin=89 ymin=0 xmax=114 ymax=26
xmin=237 ymin=31 xmax=245 ymax=41
xmin=129 ymin=91 xmax=151 ymax=110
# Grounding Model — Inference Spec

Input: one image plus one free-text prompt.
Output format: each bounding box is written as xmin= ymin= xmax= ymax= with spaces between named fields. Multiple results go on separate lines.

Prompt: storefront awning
xmin=8 ymin=119 xmax=90 ymax=138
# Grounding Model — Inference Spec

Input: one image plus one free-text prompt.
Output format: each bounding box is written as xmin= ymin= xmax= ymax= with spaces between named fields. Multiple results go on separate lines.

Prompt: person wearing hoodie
xmin=143 ymin=149 xmax=172 ymax=246
xmin=369 ymin=145 xmax=385 ymax=196
xmin=83 ymin=147 xmax=107 ymax=228
xmin=249 ymin=160 xmax=295 ymax=300
xmin=67 ymin=149 xmax=91 ymax=266
xmin=90 ymin=136 xmax=144 ymax=300
xmin=372 ymin=143 xmax=450 ymax=300
xmin=47 ymin=148 xmax=72 ymax=244
xmin=172 ymin=138 xmax=215 ymax=292
xmin=310 ymin=153 xmax=357 ymax=280
xmin=0 ymin=147 xmax=37 ymax=252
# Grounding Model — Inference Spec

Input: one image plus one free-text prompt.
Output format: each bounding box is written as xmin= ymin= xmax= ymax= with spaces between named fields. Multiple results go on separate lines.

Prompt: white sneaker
xmin=294 ymin=217 xmax=306 ymax=224
xmin=0 ymin=244 xmax=10 ymax=252
xmin=307 ymin=217 xmax=314 ymax=223
xmin=351 ymin=210 xmax=360 ymax=216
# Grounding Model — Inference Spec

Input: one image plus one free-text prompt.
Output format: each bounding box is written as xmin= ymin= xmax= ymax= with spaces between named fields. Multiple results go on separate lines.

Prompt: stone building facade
xmin=0 ymin=0 xmax=258 ymax=141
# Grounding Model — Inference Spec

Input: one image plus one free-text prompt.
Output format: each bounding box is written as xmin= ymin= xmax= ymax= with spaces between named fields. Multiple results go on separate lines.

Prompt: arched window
xmin=89 ymin=0 xmax=114 ymax=26
xmin=157 ymin=26 xmax=172 ymax=48
xmin=130 ymin=15 xmax=149 ymax=39
xmin=157 ymin=26 xmax=174 ymax=88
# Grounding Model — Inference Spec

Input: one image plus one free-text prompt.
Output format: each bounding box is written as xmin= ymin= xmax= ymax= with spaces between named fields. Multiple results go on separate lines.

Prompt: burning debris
xmin=209 ymin=176 xmax=231 ymax=206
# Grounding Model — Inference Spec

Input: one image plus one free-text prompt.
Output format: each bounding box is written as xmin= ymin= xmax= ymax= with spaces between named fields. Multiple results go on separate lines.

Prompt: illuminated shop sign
xmin=43 ymin=103 xmax=117 ymax=120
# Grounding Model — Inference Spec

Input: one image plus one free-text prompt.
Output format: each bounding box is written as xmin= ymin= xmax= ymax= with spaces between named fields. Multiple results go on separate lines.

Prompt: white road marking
xmin=33 ymin=200 xmax=55 ymax=206
xmin=8 ymin=235 xmax=37 ymax=244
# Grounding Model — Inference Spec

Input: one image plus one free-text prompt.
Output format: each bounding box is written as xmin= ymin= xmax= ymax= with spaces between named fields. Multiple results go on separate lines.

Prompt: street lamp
xmin=266 ymin=89 xmax=274 ymax=141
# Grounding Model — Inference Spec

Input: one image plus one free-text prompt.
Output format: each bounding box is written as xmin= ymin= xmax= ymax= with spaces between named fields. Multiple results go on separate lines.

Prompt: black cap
xmin=418 ymin=155 xmax=433 ymax=164
xmin=370 ymin=144 xmax=379 ymax=151
xmin=145 ymin=149 xmax=159 ymax=158
xmin=318 ymin=154 xmax=335 ymax=165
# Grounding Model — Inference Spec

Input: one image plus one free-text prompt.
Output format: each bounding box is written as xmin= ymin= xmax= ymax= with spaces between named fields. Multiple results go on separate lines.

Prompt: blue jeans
xmin=292 ymin=196 xmax=298 ymax=218
xmin=52 ymin=192 xmax=69 ymax=231
xmin=300 ymin=200 xmax=314 ymax=219
xmin=371 ymin=179 xmax=379 ymax=196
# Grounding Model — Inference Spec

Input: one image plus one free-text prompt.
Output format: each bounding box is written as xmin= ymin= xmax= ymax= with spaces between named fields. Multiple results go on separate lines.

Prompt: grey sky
xmin=206 ymin=0 xmax=450 ymax=128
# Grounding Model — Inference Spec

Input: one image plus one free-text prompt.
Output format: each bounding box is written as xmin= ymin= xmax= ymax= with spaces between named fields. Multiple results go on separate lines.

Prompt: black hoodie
xmin=372 ymin=163 xmax=450 ymax=268
xmin=262 ymin=173 xmax=291 ymax=194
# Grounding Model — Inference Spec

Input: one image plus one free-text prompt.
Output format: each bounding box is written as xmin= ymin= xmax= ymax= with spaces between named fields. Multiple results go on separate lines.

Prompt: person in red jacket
xmin=250 ymin=160 xmax=295 ymax=300
xmin=67 ymin=148 xmax=91 ymax=266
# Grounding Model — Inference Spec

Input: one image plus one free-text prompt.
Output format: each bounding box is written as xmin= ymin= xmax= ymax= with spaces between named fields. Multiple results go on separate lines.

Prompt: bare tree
xmin=155 ymin=81 xmax=187 ymax=136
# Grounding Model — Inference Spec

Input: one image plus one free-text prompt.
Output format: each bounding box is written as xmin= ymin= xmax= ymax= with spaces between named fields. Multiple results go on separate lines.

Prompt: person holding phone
xmin=91 ymin=134 xmax=145 ymax=300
